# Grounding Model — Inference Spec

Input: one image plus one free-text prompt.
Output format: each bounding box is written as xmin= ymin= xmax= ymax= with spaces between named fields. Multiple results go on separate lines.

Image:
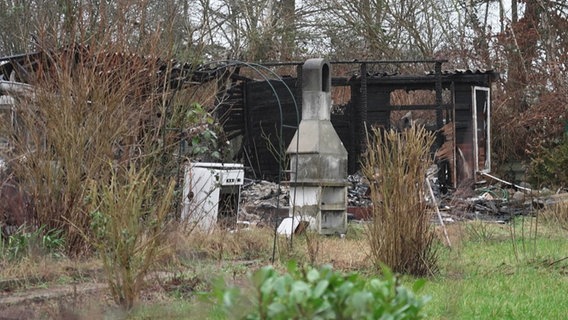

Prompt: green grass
xmin=125 ymin=301 xmax=195 ymax=320
xmin=426 ymin=268 xmax=568 ymax=319
xmin=123 ymin=217 xmax=568 ymax=320
xmin=424 ymin=218 xmax=568 ymax=320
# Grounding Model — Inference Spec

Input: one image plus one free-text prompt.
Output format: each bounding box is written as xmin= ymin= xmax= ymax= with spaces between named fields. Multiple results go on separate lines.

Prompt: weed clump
xmin=361 ymin=126 xmax=438 ymax=276
xmin=0 ymin=224 xmax=65 ymax=261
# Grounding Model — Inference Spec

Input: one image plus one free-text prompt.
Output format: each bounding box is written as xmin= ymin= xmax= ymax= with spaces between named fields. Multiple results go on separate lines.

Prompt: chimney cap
xmin=302 ymin=58 xmax=331 ymax=93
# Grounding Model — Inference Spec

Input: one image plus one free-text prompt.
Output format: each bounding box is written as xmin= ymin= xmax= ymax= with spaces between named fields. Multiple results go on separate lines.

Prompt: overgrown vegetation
xmin=104 ymin=217 xmax=568 ymax=319
xmin=1 ymin=44 xmax=174 ymax=254
xmin=0 ymin=2 xmax=218 ymax=309
xmin=3 ymin=214 xmax=568 ymax=319
xmin=210 ymin=261 xmax=429 ymax=320
xmin=87 ymin=165 xmax=175 ymax=309
xmin=1 ymin=0 xmax=567 ymax=317
xmin=361 ymin=125 xmax=438 ymax=276
xmin=528 ymin=135 xmax=568 ymax=188
xmin=425 ymin=218 xmax=568 ymax=320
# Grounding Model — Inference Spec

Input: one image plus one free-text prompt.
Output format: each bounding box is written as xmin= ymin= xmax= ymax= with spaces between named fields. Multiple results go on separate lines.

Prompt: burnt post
xmin=435 ymin=61 xmax=448 ymax=191
xmin=360 ymin=62 xmax=368 ymax=152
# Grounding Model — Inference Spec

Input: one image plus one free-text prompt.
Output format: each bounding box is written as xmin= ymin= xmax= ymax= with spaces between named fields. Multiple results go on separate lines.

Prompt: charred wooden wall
xmin=454 ymin=84 xmax=475 ymax=182
xmin=242 ymin=78 xmax=300 ymax=180
xmin=219 ymin=69 xmax=498 ymax=184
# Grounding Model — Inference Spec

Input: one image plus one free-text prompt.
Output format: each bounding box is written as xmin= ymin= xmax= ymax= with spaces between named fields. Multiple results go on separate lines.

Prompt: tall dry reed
xmin=0 ymin=3 xmax=214 ymax=310
xmin=361 ymin=125 xmax=438 ymax=276
xmin=3 ymin=44 xmax=169 ymax=254
xmin=0 ymin=42 xmax=212 ymax=253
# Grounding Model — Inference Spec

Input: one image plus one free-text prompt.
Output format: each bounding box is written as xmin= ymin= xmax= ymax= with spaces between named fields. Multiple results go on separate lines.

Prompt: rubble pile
xmin=347 ymin=173 xmax=372 ymax=207
xmin=238 ymin=175 xmax=567 ymax=225
xmin=239 ymin=174 xmax=373 ymax=210
xmin=240 ymin=179 xmax=289 ymax=208
xmin=238 ymin=175 xmax=374 ymax=223
xmin=441 ymin=192 xmax=527 ymax=223
xmin=239 ymin=179 xmax=289 ymax=223
xmin=437 ymin=184 xmax=568 ymax=223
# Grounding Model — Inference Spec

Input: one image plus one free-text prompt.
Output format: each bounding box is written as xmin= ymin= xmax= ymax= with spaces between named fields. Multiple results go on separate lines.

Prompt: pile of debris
xmin=435 ymin=182 xmax=568 ymax=224
xmin=347 ymin=173 xmax=372 ymax=207
xmin=239 ymin=179 xmax=289 ymax=224
xmin=238 ymin=174 xmax=375 ymax=224
xmin=439 ymin=187 xmax=527 ymax=223
xmin=238 ymin=174 xmax=568 ymax=226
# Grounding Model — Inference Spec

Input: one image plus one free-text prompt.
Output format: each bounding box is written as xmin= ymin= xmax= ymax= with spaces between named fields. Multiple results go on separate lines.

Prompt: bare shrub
xmin=87 ymin=165 xmax=174 ymax=310
xmin=304 ymin=229 xmax=321 ymax=266
xmin=465 ymin=220 xmax=496 ymax=242
xmin=361 ymin=126 xmax=438 ymax=276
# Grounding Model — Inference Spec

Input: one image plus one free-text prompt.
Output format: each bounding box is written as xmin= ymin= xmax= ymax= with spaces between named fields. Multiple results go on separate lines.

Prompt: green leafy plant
xmin=3 ymin=225 xmax=32 ymax=259
xmin=0 ymin=224 xmax=65 ymax=260
xmin=185 ymin=103 xmax=222 ymax=161
xmin=210 ymin=261 xmax=430 ymax=320
xmin=40 ymin=226 xmax=66 ymax=254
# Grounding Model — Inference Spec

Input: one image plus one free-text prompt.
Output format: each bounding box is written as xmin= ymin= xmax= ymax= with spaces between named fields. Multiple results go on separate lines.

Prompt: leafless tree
xmin=192 ymin=0 xmax=301 ymax=61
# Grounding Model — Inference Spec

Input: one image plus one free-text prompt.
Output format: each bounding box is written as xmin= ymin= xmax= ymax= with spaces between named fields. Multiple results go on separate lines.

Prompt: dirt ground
xmin=0 ymin=276 xmax=193 ymax=319
xmin=0 ymin=282 xmax=109 ymax=320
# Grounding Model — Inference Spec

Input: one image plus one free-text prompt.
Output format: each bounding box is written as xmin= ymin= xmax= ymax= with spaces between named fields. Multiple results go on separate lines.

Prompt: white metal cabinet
xmin=181 ymin=162 xmax=244 ymax=232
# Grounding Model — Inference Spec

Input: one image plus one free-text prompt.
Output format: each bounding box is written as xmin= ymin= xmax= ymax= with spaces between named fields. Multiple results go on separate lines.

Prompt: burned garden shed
xmin=1 ymin=49 xmax=499 ymax=191
xmin=217 ymin=61 xmax=499 ymax=189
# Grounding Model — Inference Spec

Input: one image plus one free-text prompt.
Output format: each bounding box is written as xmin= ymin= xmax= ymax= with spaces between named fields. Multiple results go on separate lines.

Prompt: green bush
xmin=210 ymin=261 xmax=430 ymax=320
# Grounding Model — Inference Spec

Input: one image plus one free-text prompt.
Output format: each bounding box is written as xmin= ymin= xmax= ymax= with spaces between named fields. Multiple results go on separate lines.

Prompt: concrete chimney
xmin=286 ymin=58 xmax=348 ymax=235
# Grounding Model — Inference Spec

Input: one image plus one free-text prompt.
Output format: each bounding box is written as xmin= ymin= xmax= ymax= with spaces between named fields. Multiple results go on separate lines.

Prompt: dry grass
xmin=540 ymin=200 xmax=568 ymax=231
xmin=0 ymin=255 xmax=101 ymax=282
xmin=434 ymin=223 xmax=465 ymax=249
xmin=361 ymin=126 xmax=439 ymax=276
xmin=317 ymin=235 xmax=370 ymax=271
xmin=170 ymin=226 xmax=276 ymax=263
xmin=162 ymin=224 xmax=371 ymax=272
